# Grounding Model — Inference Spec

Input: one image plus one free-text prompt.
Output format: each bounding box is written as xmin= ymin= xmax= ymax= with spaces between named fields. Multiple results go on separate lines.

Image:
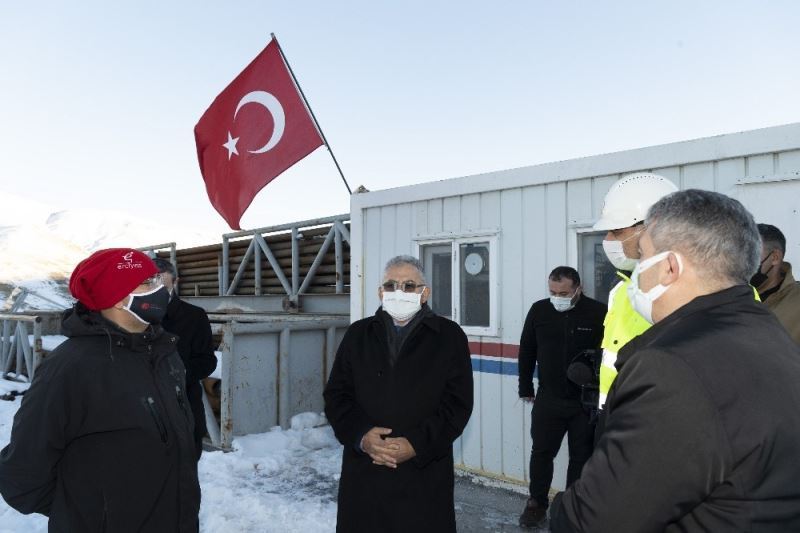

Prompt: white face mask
xmin=627 ymin=251 xmax=683 ymax=324
xmin=602 ymin=229 xmax=642 ymax=271
xmin=382 ymin=290 xmax=423 ymax=322
xmin=550 ymin=290 xmax=578 ymax=312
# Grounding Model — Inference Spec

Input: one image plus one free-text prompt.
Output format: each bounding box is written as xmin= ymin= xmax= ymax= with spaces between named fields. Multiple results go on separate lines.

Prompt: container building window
xmin=419 ymin=236 xmax=497 ymax=336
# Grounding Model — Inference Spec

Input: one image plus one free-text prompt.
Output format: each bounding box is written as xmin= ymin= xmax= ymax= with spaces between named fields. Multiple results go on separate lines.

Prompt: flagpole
xmin=271 ymin=33 xmax=352 ymax=195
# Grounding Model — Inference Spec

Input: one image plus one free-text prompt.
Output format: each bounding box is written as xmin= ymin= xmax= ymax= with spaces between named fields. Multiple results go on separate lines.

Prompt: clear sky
xmin=1 ymin=1 xmax=798 ymax=237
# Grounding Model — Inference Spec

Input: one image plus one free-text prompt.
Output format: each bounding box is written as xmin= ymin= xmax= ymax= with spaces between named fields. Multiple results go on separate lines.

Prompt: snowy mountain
xmin=0 ymin=191 xmax=216 ymax=308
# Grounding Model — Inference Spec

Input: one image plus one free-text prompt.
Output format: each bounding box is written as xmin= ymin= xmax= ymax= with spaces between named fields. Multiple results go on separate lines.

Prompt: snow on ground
xmin=0 ymin=386 xmax=343 ymax=533
xmin=25 ymin=335 xmax=68 ymax=352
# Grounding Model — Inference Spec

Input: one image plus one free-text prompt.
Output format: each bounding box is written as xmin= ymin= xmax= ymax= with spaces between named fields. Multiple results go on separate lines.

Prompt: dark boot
xmin=519 ymin=497 xmax=547 ymax=528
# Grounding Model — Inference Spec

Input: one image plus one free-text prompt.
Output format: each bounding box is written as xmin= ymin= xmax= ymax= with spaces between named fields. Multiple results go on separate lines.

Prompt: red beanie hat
xmin=69 ymin=248 xmax=158 ymax=311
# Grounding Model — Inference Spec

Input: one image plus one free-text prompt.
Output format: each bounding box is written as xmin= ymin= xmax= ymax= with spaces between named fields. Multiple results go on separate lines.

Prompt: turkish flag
xmin=194 ymin=39 xmax=323 ymax=230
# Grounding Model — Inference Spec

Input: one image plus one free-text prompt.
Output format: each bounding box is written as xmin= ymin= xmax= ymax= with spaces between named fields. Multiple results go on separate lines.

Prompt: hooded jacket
xmin=0 ymin=305 xmax=200 ymax=532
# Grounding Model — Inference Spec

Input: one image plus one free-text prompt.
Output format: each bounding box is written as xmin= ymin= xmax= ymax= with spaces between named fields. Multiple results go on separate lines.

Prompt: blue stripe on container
xmin=470 ymin=357 xmax=538 ymax=378
xmin=470 ymin=357 xmax=519 ymax=376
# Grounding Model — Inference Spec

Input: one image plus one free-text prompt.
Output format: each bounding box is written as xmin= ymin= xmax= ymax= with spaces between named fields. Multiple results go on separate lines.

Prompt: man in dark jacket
xmin=324 ymin=255 xmax=474 ymax=533
xmin=550 ymin=190 xmax=800 ymax=532
xmin=154 ymin=257 xmax=217 ymax=459
xmin=0 ymin=248 xmax=200 ymax=533
xmin=518 ymin=266 xmax=605 ymax=528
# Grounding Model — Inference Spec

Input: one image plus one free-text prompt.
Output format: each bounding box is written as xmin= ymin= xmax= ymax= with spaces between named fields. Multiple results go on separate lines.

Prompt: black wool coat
xmin=0 ymin=305 xmax=200 ymax=532
xmin=550 ymin=285 xmax=800 ymax=532
xmin=324 ymin=308 xmax=474 ymax=533
xmin=162 ymin=295 xmax=217 ymax=457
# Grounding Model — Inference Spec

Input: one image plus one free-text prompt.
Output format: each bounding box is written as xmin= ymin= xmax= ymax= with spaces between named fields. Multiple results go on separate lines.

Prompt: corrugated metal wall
xmin=352 ymin=127 xmax=800 ymax=487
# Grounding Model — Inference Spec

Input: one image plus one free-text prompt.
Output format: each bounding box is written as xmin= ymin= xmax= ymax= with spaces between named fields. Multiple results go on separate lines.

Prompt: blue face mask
xmin=123 ymin=285 xmax=170 ymax=325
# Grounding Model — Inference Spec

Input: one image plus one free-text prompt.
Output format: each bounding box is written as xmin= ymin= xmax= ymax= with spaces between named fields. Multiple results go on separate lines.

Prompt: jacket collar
xmin=62 ymin=303 xmax=173 ymax=353
xmin=617 ymin=284 xmax=755 ymax=369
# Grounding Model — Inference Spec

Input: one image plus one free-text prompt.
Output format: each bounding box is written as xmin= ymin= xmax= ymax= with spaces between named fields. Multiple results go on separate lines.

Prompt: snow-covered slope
xmin=0 ymin=191 xmax=216 ymax=306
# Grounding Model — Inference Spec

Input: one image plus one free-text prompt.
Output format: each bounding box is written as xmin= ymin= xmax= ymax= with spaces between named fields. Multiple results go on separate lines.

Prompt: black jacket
xmin=0 ymin=305 xmax=200 ymax=532
xmin=550 ymin=285 xmax=800 ymax=532
xmin=162 ymin=295 xmax=216 ymax=455
xmin=518 ymin=295 xmax=606 ymax=399
xmin=323 ymin=307 xmax=474 ymax=533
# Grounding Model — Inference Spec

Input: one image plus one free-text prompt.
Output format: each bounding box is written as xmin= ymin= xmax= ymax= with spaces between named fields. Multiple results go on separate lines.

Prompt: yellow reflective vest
xmin=599 ymin=273 xmax=761 ymax=407
xmin=598 ymin=273 xmax=650 ymax=407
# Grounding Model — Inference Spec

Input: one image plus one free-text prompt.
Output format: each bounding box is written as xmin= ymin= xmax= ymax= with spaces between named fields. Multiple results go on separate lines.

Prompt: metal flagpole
xmin=271 ymin=33 xmax=352 ymax=195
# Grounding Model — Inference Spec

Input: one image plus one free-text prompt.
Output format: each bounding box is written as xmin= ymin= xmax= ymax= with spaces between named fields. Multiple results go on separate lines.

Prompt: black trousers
xmin=529 ymin=392 xmax=594 ymax=507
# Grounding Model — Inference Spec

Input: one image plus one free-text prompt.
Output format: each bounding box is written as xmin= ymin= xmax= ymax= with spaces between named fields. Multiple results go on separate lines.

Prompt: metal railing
xmin=138 ymin=242 xmax=177 ymax=265
xmin=221 ymin=214 xmax=350 ymax=301
xmin=0 ymin=313 xmax=44 ymax=381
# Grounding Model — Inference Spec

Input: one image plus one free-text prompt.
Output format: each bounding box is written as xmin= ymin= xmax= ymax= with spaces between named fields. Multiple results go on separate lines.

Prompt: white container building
xmin=348 ymin=122 xmax=800 ymax=488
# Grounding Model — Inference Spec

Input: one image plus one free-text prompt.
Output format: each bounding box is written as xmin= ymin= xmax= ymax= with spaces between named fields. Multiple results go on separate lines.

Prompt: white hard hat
xmin=593 ymin=172 xmax=679 ymax=231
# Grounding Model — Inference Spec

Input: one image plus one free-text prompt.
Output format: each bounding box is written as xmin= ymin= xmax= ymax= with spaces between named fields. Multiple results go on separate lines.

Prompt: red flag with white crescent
xmin=194 ymin=39 xmax=323 ymax=230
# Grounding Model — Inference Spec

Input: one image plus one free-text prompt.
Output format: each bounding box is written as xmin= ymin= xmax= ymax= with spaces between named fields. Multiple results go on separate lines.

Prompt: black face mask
xmin=749 ymin=254 xmax=773 ymax=288
xmin=124 ymin=286 xmax=170 ymax=325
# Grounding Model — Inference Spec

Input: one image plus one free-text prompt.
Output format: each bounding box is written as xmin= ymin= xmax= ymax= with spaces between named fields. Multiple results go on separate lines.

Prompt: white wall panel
xmin=413 ymin=201 xmax=428 ymax=237
xmin=521 ymin=186 xmax=548 ymax=313
xmin=394 ymin=203 xmax=413 ymax=256
xmin=545 ymin=182 xmax=568 ymax=267
xmin=460 ymin=193 xmax=481 ymax=231
xmin=683 ymin=162 xmax=715 ymax=191
xmin=747 ymin=153 xmax=775 ymax=176
xmin=479 ymin=371 xmax=503 ymax=474
xmin=567 ymin=179 xmax=593 ymax=226
xmin=716 ymin=158 xmax=745 ymax=193
xmin=363 ymin=207 xmax=383 ymax=316
xmin=480 ymin=191 xmax=501 ymax=228
xmin=499 ymin=189 xmax=525 ymax=479
xmin=778 ymin=149 xmax=800 ymax=173
xmin=428 ymin=198 xmax=443 ymax=234
xmin=461 ymin=371 xmax=482 ymax=468
xmin=443 ymin=196 xmax=461 ymax=233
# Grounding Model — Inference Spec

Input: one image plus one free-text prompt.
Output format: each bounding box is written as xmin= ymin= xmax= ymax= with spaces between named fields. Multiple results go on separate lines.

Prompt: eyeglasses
xmin=381 ymin=280 xmax=426 ymax=293
xmin=140 ymin=276 xmax=163 ymax=288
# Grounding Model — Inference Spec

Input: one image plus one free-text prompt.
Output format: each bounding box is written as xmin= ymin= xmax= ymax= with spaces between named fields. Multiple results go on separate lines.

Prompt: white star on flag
xmin=223 ymin=132 xmax=240 ymax=160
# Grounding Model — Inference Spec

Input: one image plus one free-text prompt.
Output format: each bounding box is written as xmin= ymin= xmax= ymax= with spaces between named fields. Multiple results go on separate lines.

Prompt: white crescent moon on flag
xmin=234 ymin=90 xmax=286 ymax=153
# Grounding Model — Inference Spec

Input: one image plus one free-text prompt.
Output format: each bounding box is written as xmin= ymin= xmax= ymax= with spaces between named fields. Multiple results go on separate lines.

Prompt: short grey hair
xmin=646 ymin=189 xmax=760 ymax=286
xmin=383 ymin=255 xmax=427 ymax=284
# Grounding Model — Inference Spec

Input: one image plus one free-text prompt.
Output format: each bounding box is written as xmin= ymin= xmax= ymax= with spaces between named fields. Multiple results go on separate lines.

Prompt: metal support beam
xmin=221 ymin=237 xmax=230 ymax=296
xmin=291 ymin=227 xmax=300 ymax=301
xmin=335 ymin=225 xmax=344 ymax=294
xmin=225 ymin=240 xmax=256 ymax=296
xmin=219 ymin=323 xmax=234 ymax=449
xmin=254 ymin=240 xmax=262 ymax=296
xmin=298 ymin=227 xmax=336 ymax=295
xmin=278 ymin=328 xmax=291 ymax=429
xmin=254 ymin=234 xmax=293 ymax=296
xmin=334 ymin=219 xmax=351 ymax=244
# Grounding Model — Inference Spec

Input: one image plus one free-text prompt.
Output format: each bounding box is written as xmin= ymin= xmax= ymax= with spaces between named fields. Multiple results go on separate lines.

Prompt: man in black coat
xmin=517 ymin=266 xmax=605 ymax=528
xmin=0 ymin=248 xmax=200 ymax=532
xmin=153 ymin=258 xmax=217 ymax=459
xmin=324 ymin=255 xmax=474 ymax=533
xmin=550 ymin=190 xmax=800 ymax=532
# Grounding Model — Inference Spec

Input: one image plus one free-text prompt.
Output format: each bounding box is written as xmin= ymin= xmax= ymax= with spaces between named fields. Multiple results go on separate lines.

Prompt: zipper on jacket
xmin=174 ymin=385 xmax=192 ymax=423
xmin=144 ymin=397 xmax=169 ymax=443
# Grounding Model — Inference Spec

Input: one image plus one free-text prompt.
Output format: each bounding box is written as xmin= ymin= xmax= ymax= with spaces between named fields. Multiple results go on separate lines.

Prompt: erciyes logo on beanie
xmin=69 ymin=248 xmax=158 ymax=311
